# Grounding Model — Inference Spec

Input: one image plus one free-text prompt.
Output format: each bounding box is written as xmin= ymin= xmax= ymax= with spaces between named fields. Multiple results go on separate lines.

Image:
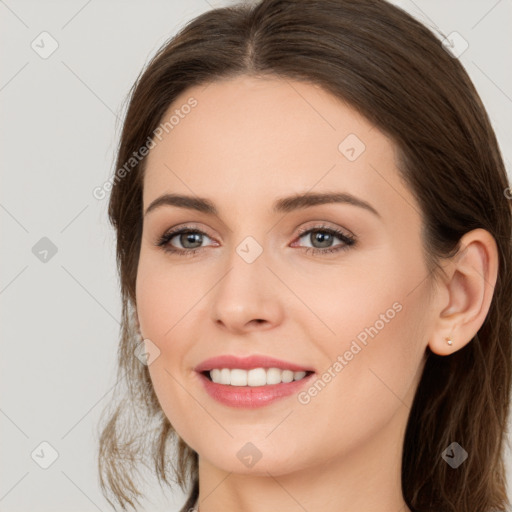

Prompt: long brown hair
xmin=98 ymin=0 xmax=512 ymax=510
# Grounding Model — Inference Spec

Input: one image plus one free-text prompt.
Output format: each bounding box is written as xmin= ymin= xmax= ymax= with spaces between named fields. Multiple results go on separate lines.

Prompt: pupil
xmin=182 ymin=233 xmax=202 ymax=248
xmin=313 ymin=232 xmax=332 ymax=248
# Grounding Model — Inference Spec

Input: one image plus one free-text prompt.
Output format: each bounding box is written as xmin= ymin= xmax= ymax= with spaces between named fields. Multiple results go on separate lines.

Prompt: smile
xmin=205 ymin=367 xmax=311 ymax=386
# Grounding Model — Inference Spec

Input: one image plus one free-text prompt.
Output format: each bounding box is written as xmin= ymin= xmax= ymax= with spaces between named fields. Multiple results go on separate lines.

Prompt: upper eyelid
xmin=163 ymin=221 xmax=353 ymax=237
xmin=296 ymin=224 xmax=353 ymax=237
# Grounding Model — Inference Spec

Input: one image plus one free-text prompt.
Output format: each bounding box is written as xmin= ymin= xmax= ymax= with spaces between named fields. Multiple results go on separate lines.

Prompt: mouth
xmin=194 ymin=354 xmax=316 ymax=408
xmin=200 ymin=368 xmax=315 ymax=386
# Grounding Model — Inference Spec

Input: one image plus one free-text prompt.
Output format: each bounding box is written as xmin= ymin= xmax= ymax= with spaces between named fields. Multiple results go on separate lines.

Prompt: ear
xmin=428 ymin=228 xmax=499 ymax=356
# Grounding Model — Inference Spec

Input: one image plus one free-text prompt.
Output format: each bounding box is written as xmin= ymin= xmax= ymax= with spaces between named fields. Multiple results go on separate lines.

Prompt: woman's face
xmin=136 ymin=75 xmax=434 ymax=476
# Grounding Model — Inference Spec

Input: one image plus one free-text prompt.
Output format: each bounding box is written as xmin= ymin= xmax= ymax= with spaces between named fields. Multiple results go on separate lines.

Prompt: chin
xmin=195 ymin=440 xmax=313 ymax=476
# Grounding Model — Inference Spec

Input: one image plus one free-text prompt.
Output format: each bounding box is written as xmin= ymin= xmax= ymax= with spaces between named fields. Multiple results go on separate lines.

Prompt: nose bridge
xmin=220 ymin=204 xmax=273 ymax=268
xmin=235 ymin=233 xmax=266 ymax=266
xmin=211 ymin=230 xmax=282 ymax=329
xmin=220 ymin=232 xmax=269 ymax=297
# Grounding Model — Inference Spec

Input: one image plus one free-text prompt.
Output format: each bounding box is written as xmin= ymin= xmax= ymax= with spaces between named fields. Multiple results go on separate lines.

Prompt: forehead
xmin=142 ymin=75 xmax=415 ymax=221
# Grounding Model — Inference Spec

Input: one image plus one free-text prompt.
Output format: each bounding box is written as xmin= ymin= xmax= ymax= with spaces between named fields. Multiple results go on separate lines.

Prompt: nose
xmin=210 ymin=248 xmax=285 ymax=334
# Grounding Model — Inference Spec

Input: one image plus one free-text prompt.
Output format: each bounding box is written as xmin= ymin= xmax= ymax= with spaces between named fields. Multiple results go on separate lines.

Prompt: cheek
xmin=304 ymin=252 xmax=428 ymax=414
xmin=135 ymin=250 xmax=204 ymax=339
xmin=293 ymin=294 xmax=427 ymax=462
xmin=135 ymin=256 xmax=201 ymax=439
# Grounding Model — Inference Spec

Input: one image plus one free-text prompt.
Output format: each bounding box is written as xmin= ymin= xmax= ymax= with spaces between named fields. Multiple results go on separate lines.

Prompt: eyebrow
xmin=144 ymin=191 xmax=381 ymax=218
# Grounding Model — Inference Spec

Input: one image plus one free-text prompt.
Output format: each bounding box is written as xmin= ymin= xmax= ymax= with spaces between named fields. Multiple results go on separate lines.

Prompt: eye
xmin=155 ymin=223 xmax=356 ymax=257
xmin=155 ymin=226 xmax=215 ymax=257
xmin=292 ymin=224 xmax=356 ymax=255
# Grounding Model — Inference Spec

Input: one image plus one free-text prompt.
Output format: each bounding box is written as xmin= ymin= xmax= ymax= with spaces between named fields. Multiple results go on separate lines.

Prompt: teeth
xmin=208 ymin=367 xmax=308 ymax=386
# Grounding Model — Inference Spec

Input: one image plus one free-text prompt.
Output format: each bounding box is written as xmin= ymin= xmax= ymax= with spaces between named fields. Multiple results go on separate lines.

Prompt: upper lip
xmin=195 ymin=355 xmax=314 ymax=373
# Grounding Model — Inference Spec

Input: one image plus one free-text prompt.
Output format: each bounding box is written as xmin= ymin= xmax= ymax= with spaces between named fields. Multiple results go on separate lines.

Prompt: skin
xmin=135 ymin=75 xmax=498 ymax=512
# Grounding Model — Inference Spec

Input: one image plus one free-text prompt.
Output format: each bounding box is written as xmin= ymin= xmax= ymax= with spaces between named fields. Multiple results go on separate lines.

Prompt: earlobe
xmin=429 ymin=333 xmax=457 ymax=357
xmin=428 ymin=228 xmax=499 ymax=357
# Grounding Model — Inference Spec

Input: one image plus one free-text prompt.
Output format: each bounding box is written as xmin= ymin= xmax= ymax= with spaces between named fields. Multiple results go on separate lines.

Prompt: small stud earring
xmin=445 ymin=337 xmax=453 ymax=346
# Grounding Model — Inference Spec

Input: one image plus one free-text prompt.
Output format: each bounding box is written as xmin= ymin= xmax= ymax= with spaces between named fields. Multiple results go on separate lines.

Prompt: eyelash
xmin=155 ymin=224 xmax=356 ymax=257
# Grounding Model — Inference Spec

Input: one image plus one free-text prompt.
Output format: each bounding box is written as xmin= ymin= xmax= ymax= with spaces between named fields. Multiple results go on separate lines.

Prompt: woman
xmin=98 ymin=0 xmax=512 ymax=511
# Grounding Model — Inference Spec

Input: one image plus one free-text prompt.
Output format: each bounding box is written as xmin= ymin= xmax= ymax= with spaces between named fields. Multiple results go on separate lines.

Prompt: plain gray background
xmin=1 ymin=0 xmax=511 ymax=510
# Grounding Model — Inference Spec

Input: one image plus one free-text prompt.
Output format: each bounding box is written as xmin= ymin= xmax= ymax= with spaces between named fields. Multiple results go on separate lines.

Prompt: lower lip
xmin=197 ymin=371 xmax=315 ymax=408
